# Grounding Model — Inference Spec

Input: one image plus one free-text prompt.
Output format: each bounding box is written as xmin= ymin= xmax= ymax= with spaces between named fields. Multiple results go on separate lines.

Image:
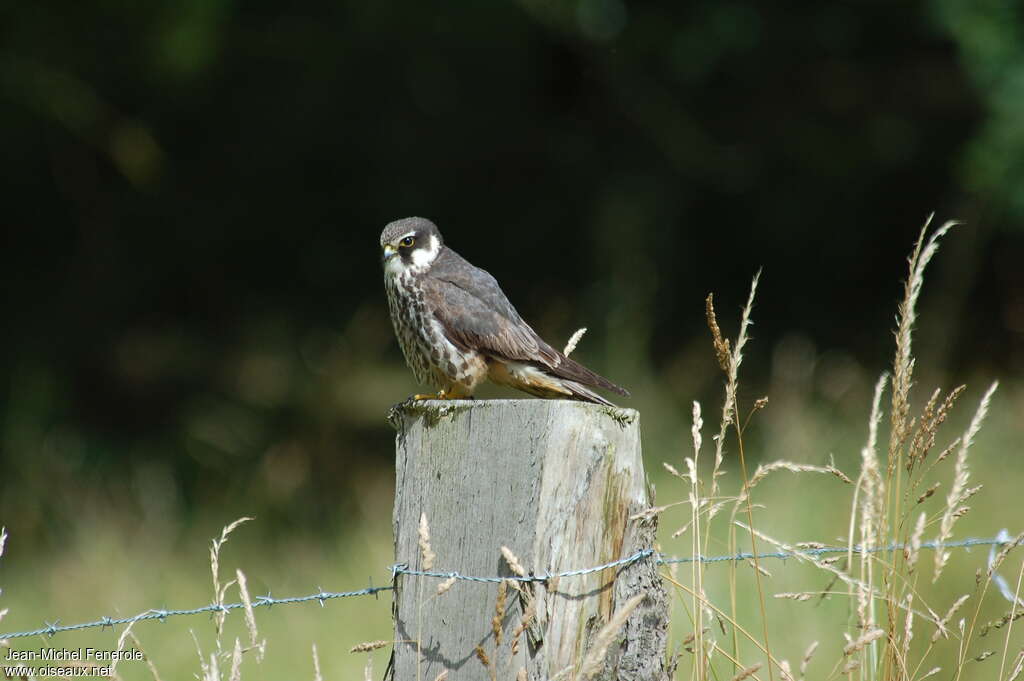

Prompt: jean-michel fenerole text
xmin=5 ymin=647 xmax=143 ymax=662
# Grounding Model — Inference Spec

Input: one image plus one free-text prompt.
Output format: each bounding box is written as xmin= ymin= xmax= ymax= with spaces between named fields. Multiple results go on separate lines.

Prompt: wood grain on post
xmin=389 ymin=399 xmax=670 ymax=681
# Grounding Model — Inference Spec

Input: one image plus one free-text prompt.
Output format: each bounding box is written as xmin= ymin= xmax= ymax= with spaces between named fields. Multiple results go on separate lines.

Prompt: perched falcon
xmin=380 ymin=217 xmax=629 ymax=406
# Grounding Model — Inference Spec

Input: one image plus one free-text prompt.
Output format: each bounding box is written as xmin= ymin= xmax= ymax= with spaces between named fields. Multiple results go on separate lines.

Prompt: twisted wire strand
xmin=0 ymin=536 xmax=1013 ymax=641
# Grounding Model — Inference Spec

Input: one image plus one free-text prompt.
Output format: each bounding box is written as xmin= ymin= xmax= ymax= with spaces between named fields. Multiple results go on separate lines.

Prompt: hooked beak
xmin=382 ymin=244 xmax=397 ymax=262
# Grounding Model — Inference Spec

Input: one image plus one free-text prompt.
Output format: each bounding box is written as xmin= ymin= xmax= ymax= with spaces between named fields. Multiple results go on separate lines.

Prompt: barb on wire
xmin=0 ymin=536 xmax=1016 ymax=642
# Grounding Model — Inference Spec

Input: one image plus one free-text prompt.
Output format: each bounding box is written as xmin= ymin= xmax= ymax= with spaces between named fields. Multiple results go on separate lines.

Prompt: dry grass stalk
xmin=501 ymin=546 xmax=526 ymax=577
xmin=686 ymin=397 xmax=710 ymax=681
xmin=210 ymin=517 xmax=252 ymax=635
xmin=691 ymin=400 xmax=704 ymax=460
xmin=931 ymin=594 xmax=971 ymax=642
xmin=311 ymin=643 xmax=322 ymax=681
xmin=418 ymin=512 xmax=436 ymax=570
xmin=436 ymin=575 xmax=457 ymax=596
xmin=907 ymin=385 xmax=966 ymax=476
xmin=492 ymin=579 xmax=508 ymax=646
xmin=998 ymin=560 xmax=1024 ymax=679
xmin=705 ymin=293 xmax=731 ymax=373
xmin=190 ymin=630 xmax=213 ymax=681
xmin=704 ymin=292 xmax=730 ymax=499
xmin=579 ymin=593 xmax=645 ymax=679
xmin=510 ymin=596 xmax=537 ymax=656
xmin=853 ymin=372 xmax=887 ymax=636
xmin=364 ymin=653 xmax=374 ymax=681
xmin=120 ymin=631 xmax=162 ymax=681
xmin=104 ymin=629 xmax=160 ymax=681
xmin=729 ymin=662 xmax=762 ymax=681
xmin=987 ymin=531 xmax=1024 ymax=579
xmin=630 ymin=499 xmax=688 ymax=522
xmin=236 ymin=568 xmax=265 ymax=661
xmin=775 ymin=592 xmax=815 ymax=602
xmin=900 ymin=593 xmax=914 ymax=677
xmin=1007 ymin=650 xmax=1024 ymax=681
xmin=906 ymin=512 xmax=926 ymax=573
xmin=934 ymin=382 xmax=998 ymax=581
xmin=677 ymin=627 xmax=713 ymax=654
xmin=934 ymin=437 xmax=960 ymax=465
xmin=890 ymin=217 xmax=956 ymax=471
xmin=746 ymin=558 xmax=771 ymax=577
xmin=800 ymin=641 xmax=818 ymax=678
xmin=433 ymin=671 xmax=449 ymax=681
xmin=710 ymin=273 xmax=775 ymax=681
xmin=663 ymin=461 xmax=686 ymax=479
xmin=919 ymin=667 xmax=941 ymax=679
xmin=982 ymin=609 xmax=1024 ymax=637
xmin=844 ymin=628 xmax=885 ymax=655
xmin=671 ymin=498 xmax=734 ymax=539
xmin=563 ymin=327 xmax=587 ymax=356
xmin=350 ymin=640 xmax=391 ymax=653
xmin=739 ymin=522 xmax=861 ymax=593
xmin=228 ymin=637 xmax=242 ymax=681
xmin=908 ymin=386 xmax=941 ymax=464
xmin=111 ymin=620 xmax=141 ymax=677
xmin=475 ymin=644 xmax=492 ymax=669
xmin=917 ymin=482 xmax=940 ymax=504
xmin=736 ymin=460 xmax=852 ymax=507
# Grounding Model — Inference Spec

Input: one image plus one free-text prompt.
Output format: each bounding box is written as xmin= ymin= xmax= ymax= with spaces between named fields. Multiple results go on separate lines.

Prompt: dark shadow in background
xmin=1 ymin=0 xmax=1021 ymax=545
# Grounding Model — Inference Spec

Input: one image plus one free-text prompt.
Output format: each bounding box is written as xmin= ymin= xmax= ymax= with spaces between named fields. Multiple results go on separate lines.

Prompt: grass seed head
xmin=800 ymin=641 xmax=819 ymax=678
xmin=843 ymin=628 xmax=885 ymax=655
xmin=580 ymin=593 xmax=645 ymax=679
xmin=492 ymin=580 xmax=508 ymax=646
xmin=350 ymin=640 xmax=391 ymax=653
xmin=501 ymin=546 xmax=526 ymax=577
xmin=418 ymin=512 xmax=436 ymax=570
xmin=729 ymin=663 xmax=762 ymax=681
xmin=436 ymin=576 xmax=457 ymax=596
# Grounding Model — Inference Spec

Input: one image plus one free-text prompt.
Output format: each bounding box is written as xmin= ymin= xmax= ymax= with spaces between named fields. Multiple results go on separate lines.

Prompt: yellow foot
xmin=412 ymin=390 xmax=449 ymax=400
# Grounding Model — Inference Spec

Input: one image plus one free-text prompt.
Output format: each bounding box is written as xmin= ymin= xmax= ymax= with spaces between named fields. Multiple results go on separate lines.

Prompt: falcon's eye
xmin=399 ymin=236 xmax=415 ymax=248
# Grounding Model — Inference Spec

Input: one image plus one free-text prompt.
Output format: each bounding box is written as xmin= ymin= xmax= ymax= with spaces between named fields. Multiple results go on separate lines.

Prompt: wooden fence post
xmin=389 ymin=399 xmax=670 ymax=681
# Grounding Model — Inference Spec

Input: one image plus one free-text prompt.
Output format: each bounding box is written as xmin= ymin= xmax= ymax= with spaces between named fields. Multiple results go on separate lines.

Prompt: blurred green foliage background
xmin=1 ymin=0 xmax=1023 ymax=678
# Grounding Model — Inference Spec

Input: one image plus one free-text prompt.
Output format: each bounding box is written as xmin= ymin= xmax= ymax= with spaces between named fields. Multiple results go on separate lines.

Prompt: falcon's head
xmin=380 ymin=217 xmax=443 ymax=277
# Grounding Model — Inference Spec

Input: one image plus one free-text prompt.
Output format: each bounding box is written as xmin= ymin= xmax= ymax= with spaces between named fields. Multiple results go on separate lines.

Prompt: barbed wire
xmin=657 ymin=536 xmax=1011 ymax=565
xmin=0 ymin=585 xmax=393 ymax=640
xmin=0 ymin=536 xmax=1016 ymax=641
xmin=391 ymin=548 xmax=656 ymax=584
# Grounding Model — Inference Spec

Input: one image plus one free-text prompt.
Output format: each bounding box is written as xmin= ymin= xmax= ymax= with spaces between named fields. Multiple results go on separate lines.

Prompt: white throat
xmin=411 ymin=234 xmax=441 ymax=268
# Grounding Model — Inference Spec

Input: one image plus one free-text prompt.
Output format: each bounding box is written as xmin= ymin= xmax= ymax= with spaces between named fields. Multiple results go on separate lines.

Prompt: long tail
xmin=560 ymin=378 xmax=618 ymax=407
xmin=550 ymin=354 xmax=630 ymax=398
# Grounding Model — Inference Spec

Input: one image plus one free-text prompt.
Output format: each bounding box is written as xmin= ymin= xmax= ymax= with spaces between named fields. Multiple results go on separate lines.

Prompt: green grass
xmin=3 ymin=221 xmax=1023 ymax=680
xmin=0 ymin=398 xmax=1020 ymax=679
